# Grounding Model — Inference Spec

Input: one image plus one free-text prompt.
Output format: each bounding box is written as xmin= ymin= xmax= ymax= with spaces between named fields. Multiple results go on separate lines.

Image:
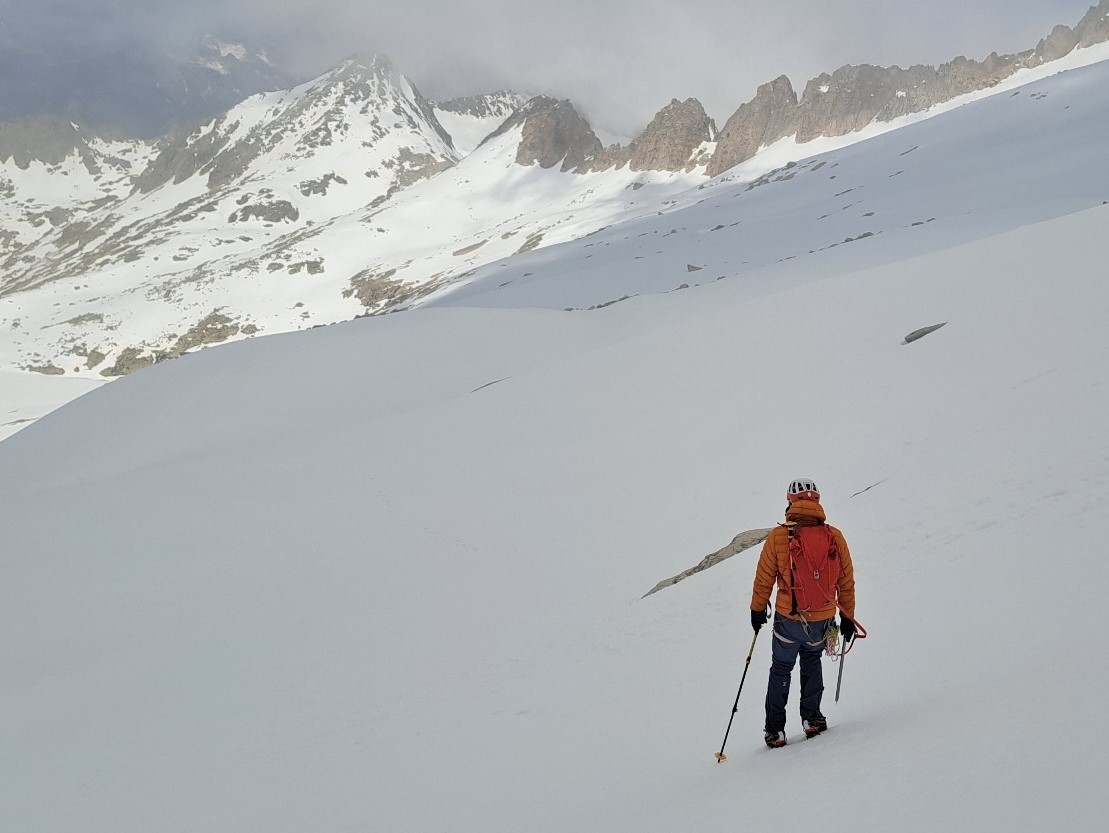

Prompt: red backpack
xmin=788 ymin=524 xmax=841 ymax=616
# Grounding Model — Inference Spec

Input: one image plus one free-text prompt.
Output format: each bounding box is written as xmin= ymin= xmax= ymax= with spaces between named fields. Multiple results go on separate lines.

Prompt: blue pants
xmin=764 ymin=613 xmax=833 ymax=733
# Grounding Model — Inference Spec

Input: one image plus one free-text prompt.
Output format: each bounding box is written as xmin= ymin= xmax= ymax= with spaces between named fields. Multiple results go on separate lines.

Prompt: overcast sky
xmin=1 ymin=0 xmax=1098 ymax=137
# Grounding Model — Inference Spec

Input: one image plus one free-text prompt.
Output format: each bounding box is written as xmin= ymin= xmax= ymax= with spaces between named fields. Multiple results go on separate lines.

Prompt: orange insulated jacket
xmin=750 ymin=499 xmax=855 ymax=622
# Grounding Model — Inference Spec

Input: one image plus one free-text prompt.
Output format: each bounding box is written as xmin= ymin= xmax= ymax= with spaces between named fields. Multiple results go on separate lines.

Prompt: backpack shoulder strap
xmin=787 ymin=524 xmax=799 ymax=616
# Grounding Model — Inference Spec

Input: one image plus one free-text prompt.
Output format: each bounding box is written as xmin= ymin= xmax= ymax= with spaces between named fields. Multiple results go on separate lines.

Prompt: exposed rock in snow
xmin=135 ymin=55 xmax=457 ymax=196
xmin=641 ymin=527 xmax=774 ymax=598
xmin=487 ymin=96 xmax=603 ymax=172
xmin=709 ymin=76 xmax=800 ymax=177
xmin=0 ymin=117 xmax=103 ymax=171
xmin=597 ymin=98 xmax=716 ymax=173
xmin=1076 ymin=0 xmax=1109 ymax=47
xmin=707 ymin=0 xmax=1109 ymax=175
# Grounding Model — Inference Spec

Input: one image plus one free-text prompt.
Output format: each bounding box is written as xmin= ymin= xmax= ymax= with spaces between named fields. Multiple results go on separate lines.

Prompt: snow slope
xmin=0 ymin=369 xmax=103 ymax=442
xmin=418 ymin=48 xmax=1109 ymax=312
xmin=433 ymin=93 xmax=529 ymax=155
xmin=1 ymin=138 xmax=1107 ymax=833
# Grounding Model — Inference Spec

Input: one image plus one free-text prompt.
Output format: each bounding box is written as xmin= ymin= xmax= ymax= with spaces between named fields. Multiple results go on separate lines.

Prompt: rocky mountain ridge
xmin=708 ymin=0 xmax=1109 ymax=175
xmin=435 ymin=92 xmax=529 ymax=119
xmin=6 ymin=2 xmax=1107 ymax=179
xmin=453 ymin=0 xmax=1109 ymax=177
xmin=2 ymin=2 xmax=1108 ymax=379
xmin=0 ymin=117 xmax=123 ymax=172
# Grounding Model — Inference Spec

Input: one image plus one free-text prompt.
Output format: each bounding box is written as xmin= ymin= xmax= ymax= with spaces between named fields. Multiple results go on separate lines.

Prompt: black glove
xmin=840 ymin=616 xmax=857 ymax=643
xmin=751 ymin=609 xmax=768 ymax=633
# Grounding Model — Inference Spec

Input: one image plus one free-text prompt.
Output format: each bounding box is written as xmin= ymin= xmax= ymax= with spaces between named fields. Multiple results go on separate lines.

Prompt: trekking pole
xmin=714 ymin=631 xmax=760 ymax=763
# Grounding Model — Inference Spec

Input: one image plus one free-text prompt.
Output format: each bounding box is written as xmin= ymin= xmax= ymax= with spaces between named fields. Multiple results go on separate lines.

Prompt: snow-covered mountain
xmin=2 ymin=53 xmax=1108 ymax=833
xmin=1 ymin=55 xmax=461 ymax=376
xmin=434 ymin=92 xmax=531 ymax=155
xmin=2 ymin=3 xmax=1108 ymax=409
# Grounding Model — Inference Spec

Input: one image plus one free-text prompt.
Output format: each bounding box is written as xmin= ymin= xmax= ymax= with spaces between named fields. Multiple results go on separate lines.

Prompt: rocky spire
xmin=569 ymin=98 xmax=716 ymax=174
xmin=707 ymin=76 xmax=798 ymax=177
xmin=1076 ymin=0 xmax=1109 ymax=47
xmin=623 ymin=98 xmax=715 ymax=172
xmin=486 ymin=96 xmax=603 ymax=172
xmin=1033 ymin=25 xmax=1082 ymax=64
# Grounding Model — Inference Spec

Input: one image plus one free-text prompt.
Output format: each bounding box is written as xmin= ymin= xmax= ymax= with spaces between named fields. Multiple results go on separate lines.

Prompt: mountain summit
xmin=134 ymin=54 xmax=457 ymax=197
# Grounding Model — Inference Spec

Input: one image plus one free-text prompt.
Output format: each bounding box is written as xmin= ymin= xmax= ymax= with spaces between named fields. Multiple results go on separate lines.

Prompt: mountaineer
xmin=750 ymin=478 xmax=857 ymax=748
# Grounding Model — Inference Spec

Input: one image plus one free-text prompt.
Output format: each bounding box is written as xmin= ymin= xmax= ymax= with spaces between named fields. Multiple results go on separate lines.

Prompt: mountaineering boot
xmin=802 ymin=716 xmax=828 ymax=738
xmin=764 ymin=730 xmax=787 ymax=748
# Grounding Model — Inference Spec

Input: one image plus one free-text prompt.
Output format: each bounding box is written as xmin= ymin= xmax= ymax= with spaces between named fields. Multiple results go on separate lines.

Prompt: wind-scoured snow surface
xmin=2 ymin=59 xmax=1109 ymax=832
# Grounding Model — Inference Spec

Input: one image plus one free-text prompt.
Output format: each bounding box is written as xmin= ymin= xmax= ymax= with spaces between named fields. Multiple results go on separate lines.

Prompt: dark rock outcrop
xmin=1076 ymin=0 xmax=1109 ymax=47
xmin=902 ymin=323 xmax=947 ymax=344
xmin=709 ymin=77 xmax=800 ymax=177
xmin=794 ymin=56 xmax=1025 ymax=144
xmin=624 ymin=98 xmax=716 ymax=172
xmin=0 ymin=117 xmax=102 ymax=172
xmin=1033 ymin=25 xmax=1082 ymax=64
xmin=486 ymin=96 xmax=603 ymax=172
xmin=494 ymin=96 xmax=714 ymax=175
xmin=99 ymin=311 xmax=252 ymax=377
xmin=642 ymin=527 xmax=774 ymax=598
xmin=709 ymin=55 xmax=1037 ymax=176
xmin=228 ymin=199 xmax=299 ymax=224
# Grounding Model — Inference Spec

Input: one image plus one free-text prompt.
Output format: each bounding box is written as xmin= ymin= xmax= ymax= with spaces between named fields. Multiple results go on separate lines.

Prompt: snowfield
xmin=0 ymin=369 xmax=103 ymax=442
xmin=2 ymin=44 xmax=1109 ymax=833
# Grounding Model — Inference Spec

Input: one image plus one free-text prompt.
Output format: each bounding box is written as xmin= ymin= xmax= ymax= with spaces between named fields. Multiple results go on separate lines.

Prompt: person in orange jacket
xmin=750 ymin=478 xmax=856 ymax=748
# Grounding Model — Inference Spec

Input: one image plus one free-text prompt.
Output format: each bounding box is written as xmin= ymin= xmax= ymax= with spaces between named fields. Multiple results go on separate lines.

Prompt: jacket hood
xmin=785 ymin=498 xmax=826 ymax=525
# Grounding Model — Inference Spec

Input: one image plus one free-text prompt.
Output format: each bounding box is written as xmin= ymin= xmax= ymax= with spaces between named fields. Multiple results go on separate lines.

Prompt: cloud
xmin=2 ymin=0 xmax=1095 ymax=136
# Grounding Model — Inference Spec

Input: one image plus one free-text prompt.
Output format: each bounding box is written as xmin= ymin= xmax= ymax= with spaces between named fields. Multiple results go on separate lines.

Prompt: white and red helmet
xmin=787 ymin=478 xmax=820 ymax=503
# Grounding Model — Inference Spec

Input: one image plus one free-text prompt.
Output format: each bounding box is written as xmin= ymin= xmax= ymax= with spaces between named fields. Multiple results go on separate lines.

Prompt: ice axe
xmin=834 ymin=616 xmax=867 ymax=702
xmin=835 ymin=642 xmax=847 ymax=702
